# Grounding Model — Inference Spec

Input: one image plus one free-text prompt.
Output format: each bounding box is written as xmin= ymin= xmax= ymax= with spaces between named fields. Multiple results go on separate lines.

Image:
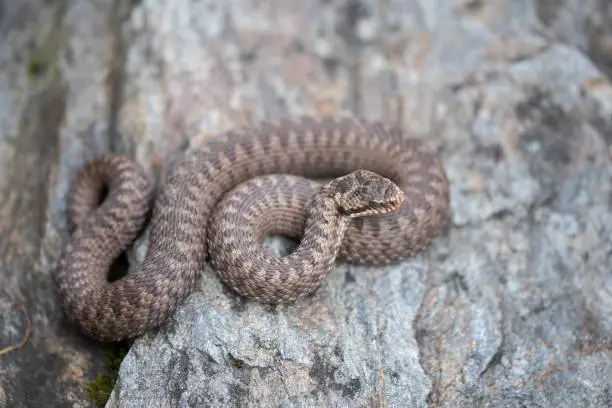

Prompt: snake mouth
xmin=379 ymin=190 xmax=405 ymax=213
xmin=383 ymin=197 xmax=405 ymax=213
xmin=347 ymin=191 xmax=405 ymax=217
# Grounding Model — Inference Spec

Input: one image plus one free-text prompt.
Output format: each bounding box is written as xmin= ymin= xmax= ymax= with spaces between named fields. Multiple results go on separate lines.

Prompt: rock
xmin=1 ymin=1 xmax=126 ymax=407
xmin=1 ymin=0 xmax=611 ymax=407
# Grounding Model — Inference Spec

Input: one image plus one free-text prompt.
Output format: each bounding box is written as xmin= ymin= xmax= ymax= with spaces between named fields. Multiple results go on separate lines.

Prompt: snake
xmin=53 ymin=115 xmax=450 ymax=342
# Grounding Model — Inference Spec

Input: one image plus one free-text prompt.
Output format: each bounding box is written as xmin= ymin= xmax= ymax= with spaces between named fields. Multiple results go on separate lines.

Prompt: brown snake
xmin=53 ymin=115 xmax=450 ymax=342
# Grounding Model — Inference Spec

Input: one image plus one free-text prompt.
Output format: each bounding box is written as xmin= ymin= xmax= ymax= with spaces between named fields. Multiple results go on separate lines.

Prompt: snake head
xmin=329 ymin=170 xmax=405 ymax=218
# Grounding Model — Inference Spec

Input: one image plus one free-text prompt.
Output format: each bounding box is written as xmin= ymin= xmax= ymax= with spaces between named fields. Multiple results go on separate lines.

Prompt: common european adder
xmin=53 ymin=115 xmax=450 ymax=342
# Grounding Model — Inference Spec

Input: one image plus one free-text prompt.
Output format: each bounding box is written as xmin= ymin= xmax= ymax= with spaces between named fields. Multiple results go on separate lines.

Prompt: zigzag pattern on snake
xmin=53 ymin=115 xmax=450 ymax=342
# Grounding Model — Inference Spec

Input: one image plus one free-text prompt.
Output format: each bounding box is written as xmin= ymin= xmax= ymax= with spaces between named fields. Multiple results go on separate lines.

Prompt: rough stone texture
xmin=0 ymin=1 xmax=123 ymax=407
xmin=1 ymin=0 xmax=611 ymax=407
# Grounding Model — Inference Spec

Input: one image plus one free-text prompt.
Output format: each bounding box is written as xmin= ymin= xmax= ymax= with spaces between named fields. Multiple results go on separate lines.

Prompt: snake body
xmin=209 ymin=170 xmax=406 ymax=303
xmin=53 ymin=115 xmax=450 ymax=342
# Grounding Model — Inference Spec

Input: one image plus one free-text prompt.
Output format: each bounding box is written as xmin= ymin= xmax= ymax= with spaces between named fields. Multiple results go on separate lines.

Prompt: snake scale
xmin=53 ymin=115 xmax=450 ymax=342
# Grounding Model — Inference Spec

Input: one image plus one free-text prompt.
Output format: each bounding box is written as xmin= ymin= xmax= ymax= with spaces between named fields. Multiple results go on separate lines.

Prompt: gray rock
xmin=1 ymin=0 xmax=611 ymax=407
xmin=1 ymin=1 xmax=123 ymax=407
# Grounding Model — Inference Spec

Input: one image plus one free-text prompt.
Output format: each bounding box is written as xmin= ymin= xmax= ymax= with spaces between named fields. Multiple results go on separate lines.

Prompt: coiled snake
xmin=53 ymin=115 xmax=450 ymax=342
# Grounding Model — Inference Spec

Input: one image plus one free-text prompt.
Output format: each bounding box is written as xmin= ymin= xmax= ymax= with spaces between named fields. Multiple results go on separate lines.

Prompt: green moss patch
xmin=26 ymin=47 xmax=58 ymax=79
xmin=84 ymin=343 xmax=130 ymax=406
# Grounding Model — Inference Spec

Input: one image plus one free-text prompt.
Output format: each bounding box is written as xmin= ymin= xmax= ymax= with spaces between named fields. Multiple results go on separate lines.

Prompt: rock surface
xmin=1 ymin=0 xmax=611 ymax=407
